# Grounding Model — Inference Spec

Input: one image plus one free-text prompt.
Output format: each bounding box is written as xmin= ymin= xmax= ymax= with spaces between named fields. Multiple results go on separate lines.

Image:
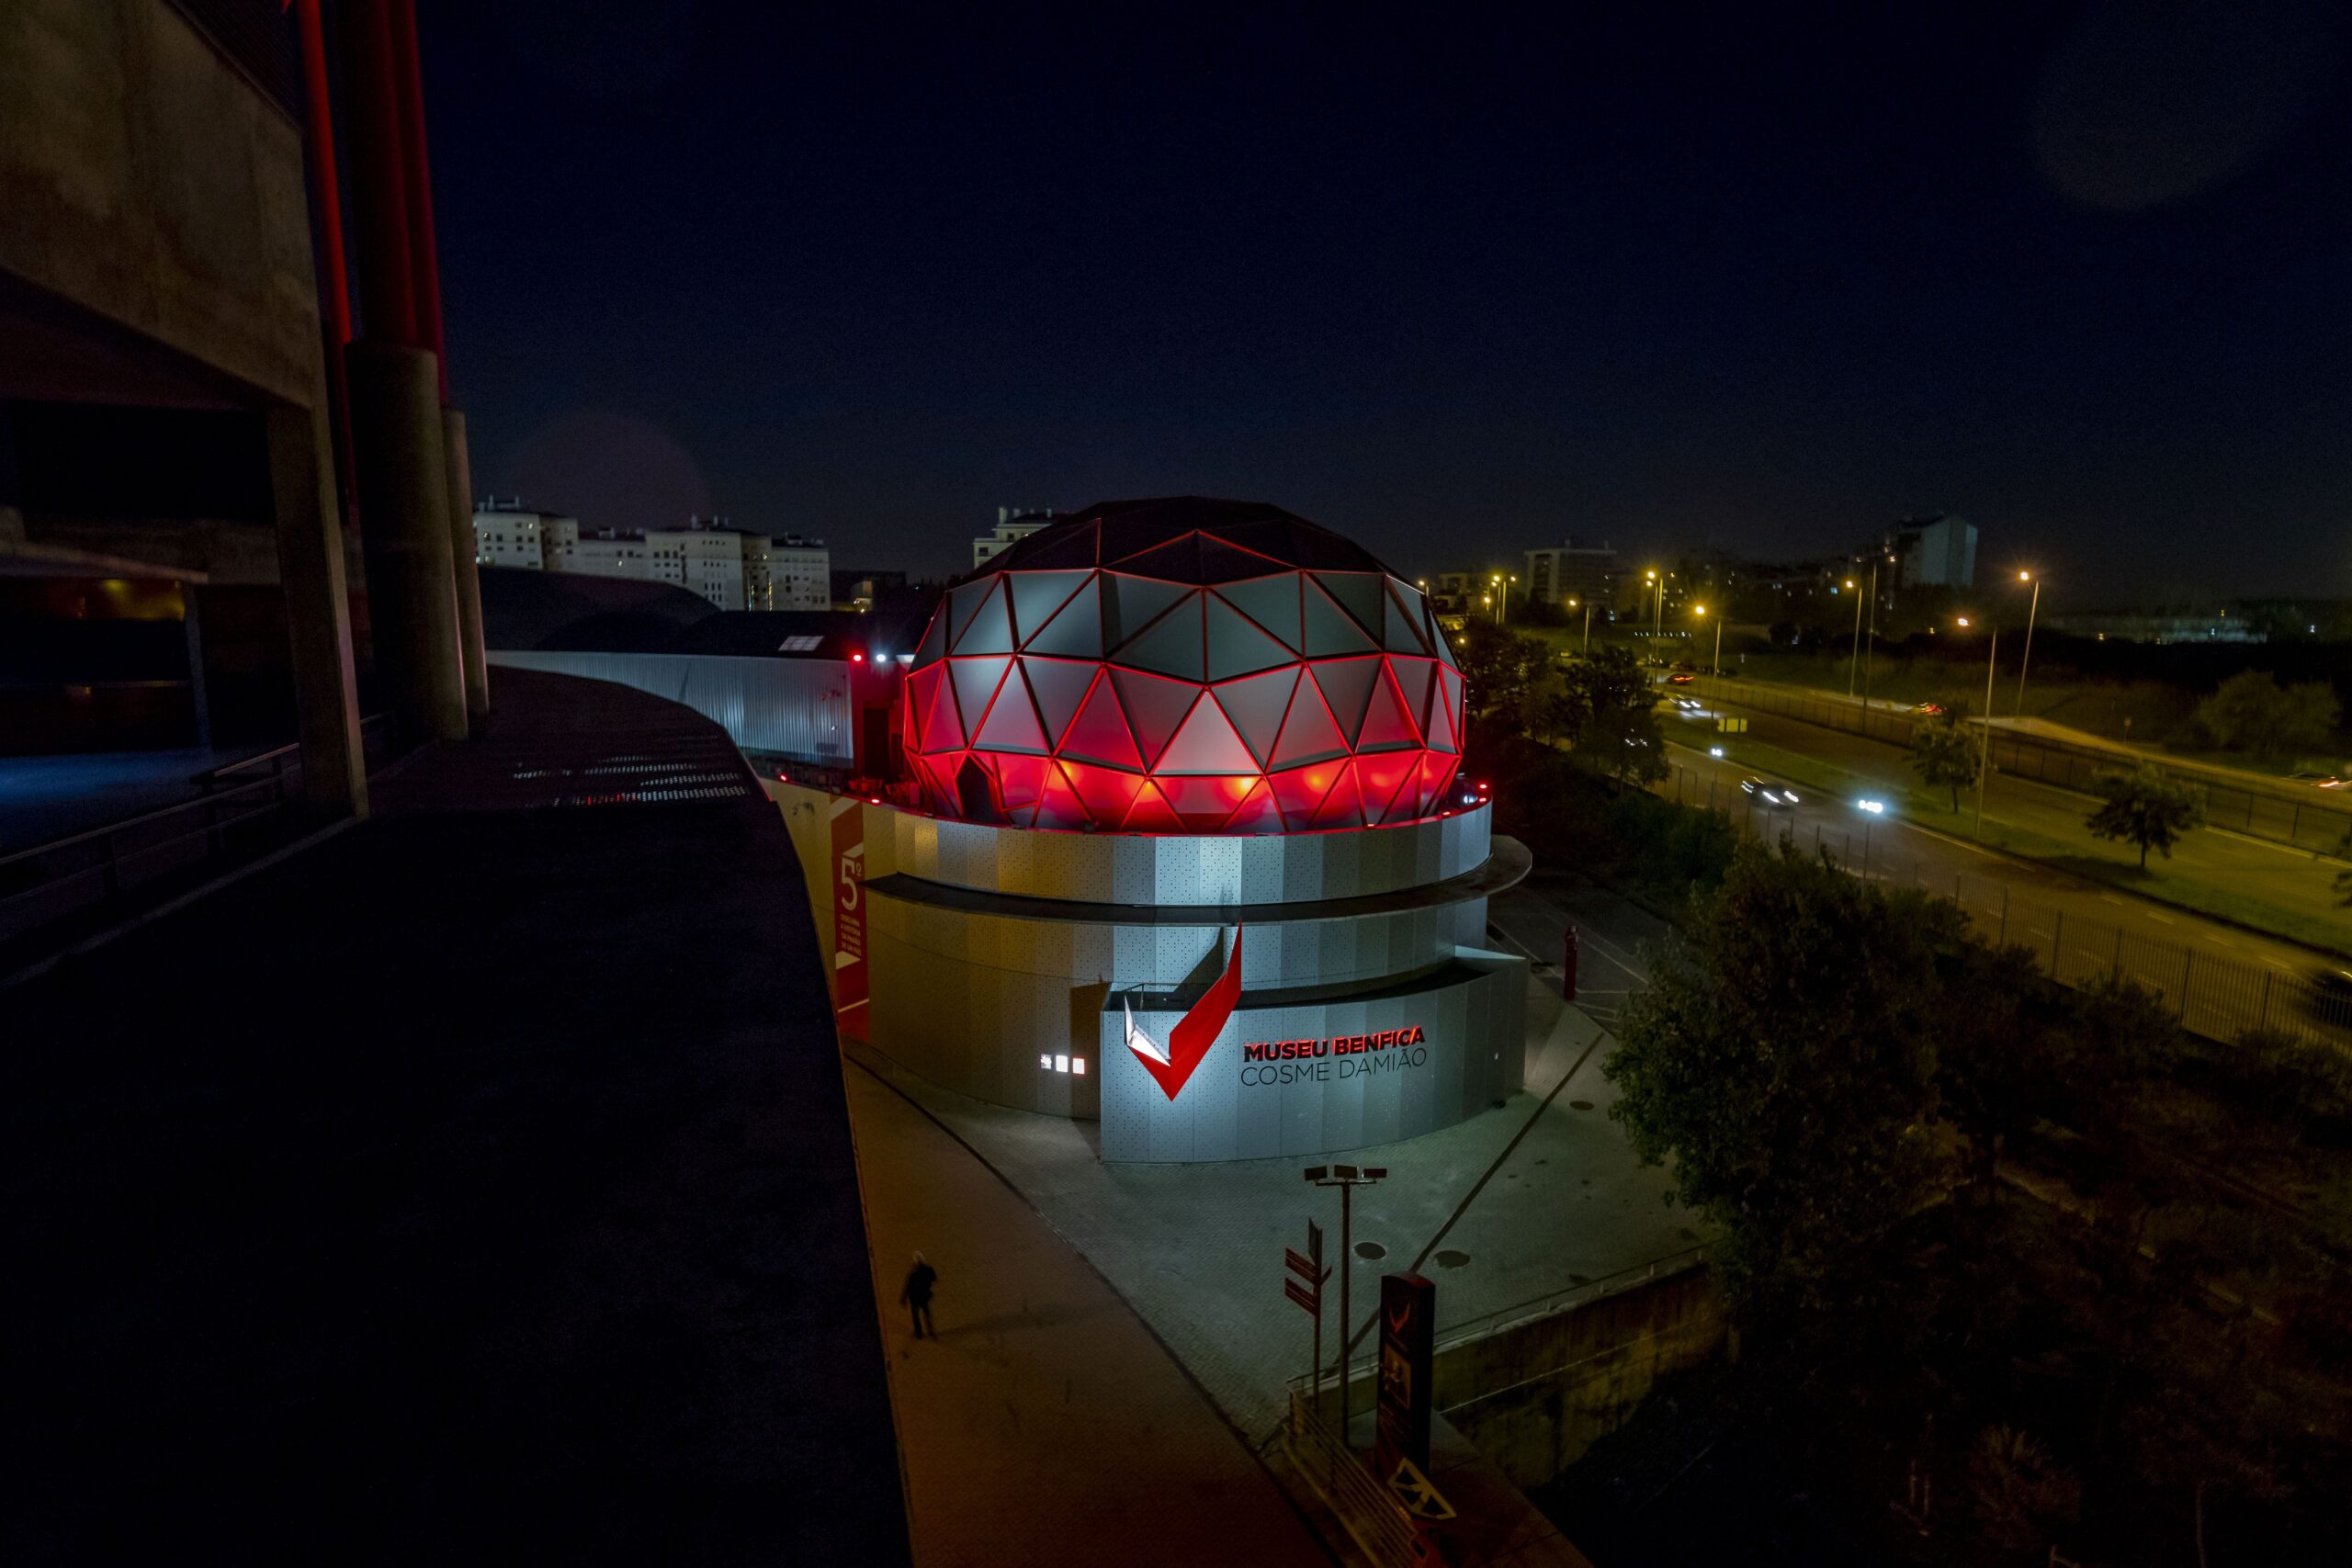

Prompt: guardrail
xmin=1668 ymin=759 xmax=2352 ymax=1051
xmin=1698 ymin=674 xmax=2352 ymax=854
xmin=1281 ymin=1386 xmax=1430 ymax=1567
xmin=0 ymin=717 xmax=396 ymax=953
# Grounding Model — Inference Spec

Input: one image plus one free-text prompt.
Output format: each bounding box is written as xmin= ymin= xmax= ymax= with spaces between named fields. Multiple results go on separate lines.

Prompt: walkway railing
xmin=1668 ymin=760 xmax=2352 ymax=1051
xmin=0 ymin=716 xmax=395 ymax=953
xmin=1281 ymin=1386 xmax=1430 ymax=1567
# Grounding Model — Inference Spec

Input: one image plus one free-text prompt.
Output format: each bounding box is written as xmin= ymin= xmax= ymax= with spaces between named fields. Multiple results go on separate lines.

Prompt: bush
xmin=1965 ymin=1426 xmax=2082 ymax=1552
xmin=2215 ymin=1028 xmax=2352 ymax=1134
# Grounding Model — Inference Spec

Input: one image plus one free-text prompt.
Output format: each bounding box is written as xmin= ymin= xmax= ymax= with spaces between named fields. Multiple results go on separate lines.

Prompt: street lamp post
xmin=2013 ymin=570 xmax=2041 ymax=721
xmin=1975 ymin=623 xmax=2000 ymax=836
xmin=1574 ymin=597 xmax=1591 ymax=653
xmin=1304 ymin=1163 xmax=1386 ymax=1442
xmin=1860 ymin=555 xmax=1889 ymax=716
xmin=1845 ymin=576 xmax=1861 ymax=697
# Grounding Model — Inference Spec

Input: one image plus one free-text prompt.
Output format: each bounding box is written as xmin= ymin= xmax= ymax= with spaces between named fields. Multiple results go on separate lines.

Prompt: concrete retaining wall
xmin=1436 ymin=1266 xmax=1726 ymax=1489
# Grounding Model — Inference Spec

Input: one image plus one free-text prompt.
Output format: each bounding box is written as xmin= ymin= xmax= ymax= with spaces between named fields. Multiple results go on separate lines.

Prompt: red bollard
xmin=1562 ymin=925 xmax=1580 ymax=1001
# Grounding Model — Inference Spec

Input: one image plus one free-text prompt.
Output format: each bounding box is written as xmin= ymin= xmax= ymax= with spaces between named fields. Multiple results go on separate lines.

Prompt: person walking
xmin=899 ymin=1251 xmax=939 ymax=1340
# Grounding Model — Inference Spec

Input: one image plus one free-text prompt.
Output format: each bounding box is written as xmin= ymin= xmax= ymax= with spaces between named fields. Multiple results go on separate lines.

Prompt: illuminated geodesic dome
xmin=900 ymin=497 xmax=1464 ymax=833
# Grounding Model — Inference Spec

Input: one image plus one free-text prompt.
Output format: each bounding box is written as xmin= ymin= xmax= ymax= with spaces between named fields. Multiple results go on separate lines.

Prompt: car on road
xmin=1668 ymin=672 xmax=1695 ymax=686
xmin=2287 ymin=771 xmax=2349 ymax=790
xmin=1739 ymin=776 xmax=1800 ymax=808
xmin=1673 ymin=697 xmax=1702 ymax=712
xmin=1911 ymin=701 xmax=1947 ymax=716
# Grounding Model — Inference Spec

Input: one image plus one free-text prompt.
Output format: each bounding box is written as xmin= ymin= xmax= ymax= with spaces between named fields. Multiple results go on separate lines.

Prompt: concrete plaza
xmin=842 ymin=880 xmax=1701 ymax=1448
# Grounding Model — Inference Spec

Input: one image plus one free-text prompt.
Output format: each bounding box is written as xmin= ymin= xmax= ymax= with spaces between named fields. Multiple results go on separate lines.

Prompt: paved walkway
xmin=842 ymin=1058 xmax=1331 ymax=1566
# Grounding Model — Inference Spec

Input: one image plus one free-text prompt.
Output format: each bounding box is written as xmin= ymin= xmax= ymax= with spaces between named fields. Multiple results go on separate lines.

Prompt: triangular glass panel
xmin=1212 ymin=667 xmax=1299 ymax=770
xmin=1213 ymin=572 xmax=1303 ymax=651
xmin=1009 ymin=570 xmax=1094 ymax=645
xmin=1310 ymin=655 xmax=1383 ymax=746
xmin=1025 ymin=576 xmax=1102 ymax=660
xmin=1101 ymin=573 xmax=1192 ymax=649
xmin=1431 ymin=609 xmax=1459 ymax=670
xmin=1020 ymin=656 xmax=1098 ymax=743
xmin=916 ymin=666 xmax=966 ymax=752
xmin=1302 ymin=579 xmax=1377 ymax=656
xmin=1432 ymin=667 xmax=1464 ymax=752
xmin=1115 ymin=535 xmax=1207 ymax=584
xmin=1035 ymin=761 xmax=1090 ymax=831
xmin=1155 ymin=696 xmax=1258 ymax=775
xmin=1110 ymin=668 xmax=1202 ymax=768
xmin=975 ymin=668 xmax=1050 ymax=753
xmin=1122 ymin=778 xmax=1186 ymax=833
xmin=1058 ymin=676 xmax=1144 ymax=770
xmin=1316 ymin=572 xmax=1387 ymax=640
xmin=1062 ymin=759 xmax=1147 ymax=828
xmin=1427 ymin=752 xmax=1466 ymax=816
xmin=922 ymin=752 xmax=965 ymax=813
xmin=1356 ymin=663 xmax=1420 ymax=752
xmin=1310 ymin=763 xmax=1363 ymax=829
xmin=1011 ymin=521 xmax=1101 ymax=570
xmin=1389 ymin=656 xmax=1438 ymax=736
xmin=1159 ymin=773 xmax=1256 ymax=831
xmin=947 ymin=578 xmax=999 ymax=648
xmin=1383 ymin=578 xmax=1432 ymax=654
xmin=1098 ymin=509 xmax=1193 ymax=565
xmin=994 ymin=753 xmax=1052 ymax=818
xmin=1204 ymin=592 xmax=1295 ymax=682
xmin=953 ymin=577 xmax=1015 ymax=655
xmin=1112 ymin=597 xmax=1204 ymax=681
xmin=1198 ymin=536 xmax=1286 ymax=583
xmin=1268 ymin=761 xmax=1341 ymax=829
xmin=948 ymin=656 xmax=1011 ymax=746
xmin=1355 ymin=750 xmax=1419 ymax=823
xmin=915 ymin=604 xmax=948 ymax=664
xmin=1269 ymin=678 xmax=1348 ymax=768
xmin=1222 ymin=779 xmax=1286 ymax=835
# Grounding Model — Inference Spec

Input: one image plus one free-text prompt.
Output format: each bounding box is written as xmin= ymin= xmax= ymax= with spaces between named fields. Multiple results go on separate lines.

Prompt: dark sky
xmin=419 ymin=1 xmax=2350 ymax=605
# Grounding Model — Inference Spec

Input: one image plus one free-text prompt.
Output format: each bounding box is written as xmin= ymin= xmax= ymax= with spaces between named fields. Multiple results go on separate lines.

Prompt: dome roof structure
xmin=899 ymin=498 xmax=1465 ymax=833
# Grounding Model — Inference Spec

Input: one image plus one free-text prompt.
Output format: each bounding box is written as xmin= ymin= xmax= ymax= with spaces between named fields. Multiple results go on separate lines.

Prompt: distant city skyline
xmin=423 ymin=3 xmax=2351 ymax=602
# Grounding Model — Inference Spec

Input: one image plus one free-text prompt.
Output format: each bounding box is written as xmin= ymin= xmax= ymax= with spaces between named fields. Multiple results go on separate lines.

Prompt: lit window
xmin=1054 ymin=1055 xmax=1069 ymax=1073
xmin=1040 ymin=1054 xmax=1053 ymax=1069
xmin=1071 ymin=1056 xmax=1085 ymax=1075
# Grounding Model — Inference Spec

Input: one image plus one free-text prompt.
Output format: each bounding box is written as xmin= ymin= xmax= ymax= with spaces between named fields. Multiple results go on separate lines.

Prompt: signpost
xmin=1283 ymin=1220 xmax=1330 ymax=1416
xmin=1305 ymin=1164 xmax=1387 ymax=1442
xmin=1374 ymin=1271 xmax=1436 ymax=1483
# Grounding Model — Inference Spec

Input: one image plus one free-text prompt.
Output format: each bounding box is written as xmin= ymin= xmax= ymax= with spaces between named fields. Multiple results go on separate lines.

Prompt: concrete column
xmin=442 ymin=409 xmax=489 ymax=721
xmin=263 ymin=401 xmax=368 ymax=818
xmin=346 ymin=339 xmax=465 ymax=742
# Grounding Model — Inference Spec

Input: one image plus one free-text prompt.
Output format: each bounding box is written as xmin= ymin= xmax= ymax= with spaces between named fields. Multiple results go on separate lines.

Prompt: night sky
xmin=418 ymin=1 xmax=2349 ymax=604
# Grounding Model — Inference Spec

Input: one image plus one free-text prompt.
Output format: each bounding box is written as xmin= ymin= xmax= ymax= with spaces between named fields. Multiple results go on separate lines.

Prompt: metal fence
xmin=1700 ymin=674 xmax=2352 ymax=854
xmin=0 ymin=718 xmax=396 ymax=956
xmin=1281 ymin=1385 xmax=1430 ymax=1567
xmin=1666 ymin=761 xmax=2352 ymax=1052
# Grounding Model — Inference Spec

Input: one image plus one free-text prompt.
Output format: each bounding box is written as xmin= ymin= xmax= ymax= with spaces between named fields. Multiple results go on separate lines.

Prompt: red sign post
xmin=1284 ymin=1220 xmax=1329 ymax=1417
xmin=828 ymin=795 xmax=868 ymax=1040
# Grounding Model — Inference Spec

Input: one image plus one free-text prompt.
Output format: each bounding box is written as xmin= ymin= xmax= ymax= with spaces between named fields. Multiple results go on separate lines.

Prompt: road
xmin=1688 ymin=694 xmax=2346 ymax=940
xmin=1648 ymin=725 xmax=2349 ymax=1045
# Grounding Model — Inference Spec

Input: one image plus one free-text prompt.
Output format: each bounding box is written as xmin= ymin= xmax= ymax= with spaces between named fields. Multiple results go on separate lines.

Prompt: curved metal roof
xmin=972 ymin=497 xmax=1392 ymax=582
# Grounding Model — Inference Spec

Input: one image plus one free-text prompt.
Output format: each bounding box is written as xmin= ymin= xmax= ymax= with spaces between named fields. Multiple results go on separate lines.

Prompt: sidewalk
xmin=843 ymin=1058 xmax=1331 ymax=1566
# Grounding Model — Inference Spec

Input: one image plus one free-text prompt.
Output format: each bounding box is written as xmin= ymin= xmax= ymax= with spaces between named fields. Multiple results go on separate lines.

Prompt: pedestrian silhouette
xmin=900 ymin=1251 xmax=938 ymax=1339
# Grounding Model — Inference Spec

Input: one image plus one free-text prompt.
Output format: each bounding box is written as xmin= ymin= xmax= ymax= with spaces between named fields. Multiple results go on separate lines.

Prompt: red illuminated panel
xmin=898 ymin=500 xmax=1474 ymax=833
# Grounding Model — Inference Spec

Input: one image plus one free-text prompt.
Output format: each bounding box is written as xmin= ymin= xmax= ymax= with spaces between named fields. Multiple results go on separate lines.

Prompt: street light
xmin=1645 ymin=569 xmax=1660 ymax=640
xmin=1844 ymin=578 xmax=1862 ymax=698
xmin=1694 ymin=603 xmax=1722 ymax=679
xmin=1570 ymin=596 xmax=1592 ymax=652
xmin=1305 ymin=1163 xmax=1387 ymax=1442
xmin=2013 ymin=570 xmax=2042 ymax=722
xmin=1975 ymin=615 xmax=2000 ymax=835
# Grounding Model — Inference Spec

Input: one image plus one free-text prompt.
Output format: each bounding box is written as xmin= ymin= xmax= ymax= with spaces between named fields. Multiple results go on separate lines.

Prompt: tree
xmin=2334 ymin=829 xmax=2352 ymax=908
xmin=1910 ymin=714 xmax=1980 ymax=811
xmin=1604 ymin=842 xmax=1952 ymax=1322
xmin=2085 ymin=765 xmax=2203 ymax=869
xmin=2194 ymin=670 xmax=2342 ymax=758
xmin=1451 ymin=622 xmax=1544 ymax=724
xmin=1560 ymin=646 xmax=1665 ymax=784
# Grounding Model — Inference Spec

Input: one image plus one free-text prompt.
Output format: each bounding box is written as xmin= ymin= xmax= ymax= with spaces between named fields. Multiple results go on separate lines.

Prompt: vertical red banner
xmin=829 ymin=796 xmax=869 ymax=1039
